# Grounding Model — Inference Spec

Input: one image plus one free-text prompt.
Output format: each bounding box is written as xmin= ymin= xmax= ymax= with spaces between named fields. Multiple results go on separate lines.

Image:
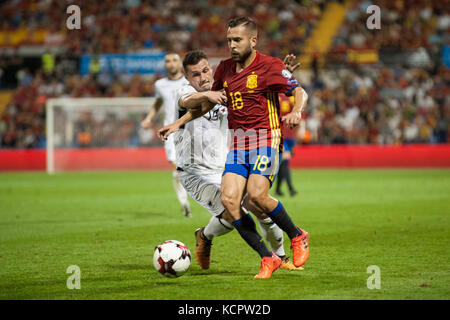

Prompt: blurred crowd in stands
xmin=0 ymin=0 xmax=448 ymax=148
xmin=333 ymin=0 xmax=449 ymax=52
xmin=303 ymin=65 xmax=449 ymax=145
xmin=0 ymin=0 xmax=323 ymax=56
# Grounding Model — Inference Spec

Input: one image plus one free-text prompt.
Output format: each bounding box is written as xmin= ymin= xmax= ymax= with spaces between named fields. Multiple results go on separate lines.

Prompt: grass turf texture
xmin=0 ymin=169 xmax=449 ymax=300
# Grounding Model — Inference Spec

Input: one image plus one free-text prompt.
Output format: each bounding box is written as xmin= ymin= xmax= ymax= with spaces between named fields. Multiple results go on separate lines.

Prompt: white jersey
xmin=154 ymin=76 xmax=189 ymax=126
xmin=174 ymin=84 xmax=229 ymax=174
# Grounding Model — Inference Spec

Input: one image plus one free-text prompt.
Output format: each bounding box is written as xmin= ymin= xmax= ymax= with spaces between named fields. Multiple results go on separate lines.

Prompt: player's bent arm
xmin=180 ymin=91 xmax=227 ymax=109
xmin=282 ymin=87 xmax=308 ymax=128
xmin=177 ymin=96 xmax=216 ymax=126
xmin=190 ymin=101 xmax=215 ymax=119
xmin=147 ymin=97 xmax=163 ymax=118
xmin=141 ymin=97 xmax=163 ymax=128
xmin=179 ymin=92 xmax=210 ymax=109
xmin=286 ymin=86 xmax=308 ymax=118
xmin=291 ymin=86 xmax=308 ymax=116
xmin=173 ymin=104 xmax=211 ymax=128
xmin=157 ymin=113 xmax=192 ymax=141
xmin=157 ymin=102 xmax=215 ymax=140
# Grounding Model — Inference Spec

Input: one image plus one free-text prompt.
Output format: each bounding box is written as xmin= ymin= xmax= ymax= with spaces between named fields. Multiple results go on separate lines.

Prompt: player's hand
xmin=283 ymin=54 xmax=300 ymax=73
xmin=141 ymin=118 xmax=152 ymax=129
xmin=206 ymin=90 xmax=227 ymax=105
xmin=281 ymin=110 xmax=302 ymax=129
xmin=158 ymin=123 xmax=179 ymax=141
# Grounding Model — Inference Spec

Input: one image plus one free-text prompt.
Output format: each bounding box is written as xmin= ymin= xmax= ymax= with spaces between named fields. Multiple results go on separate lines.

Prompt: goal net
xmin=46 ymin=97 xmax=164 ymax=173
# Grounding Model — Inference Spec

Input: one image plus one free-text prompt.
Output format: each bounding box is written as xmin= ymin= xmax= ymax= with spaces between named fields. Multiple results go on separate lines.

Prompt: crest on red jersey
xmin=246 ymin=72 xmax=258 ymax=89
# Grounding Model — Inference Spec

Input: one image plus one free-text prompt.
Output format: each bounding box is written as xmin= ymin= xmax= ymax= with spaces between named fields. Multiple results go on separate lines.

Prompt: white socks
xmin=172 ymin=171 xmax=190 ymax=211
xmin=202 ymin=213 xmax=286 ymax=258
xmin=203 ymin=215 xmax=234 ymax=240
xmin=258 ymin=217 xmax=286 ymax=258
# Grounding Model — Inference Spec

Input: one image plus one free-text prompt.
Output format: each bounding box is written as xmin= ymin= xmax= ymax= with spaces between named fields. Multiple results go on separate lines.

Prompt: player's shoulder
xmin=221 ymin=57 xmax=234 ymax=65
xmin=181 ymin=77 xmax=189 ymax=85
xmin=154 ymin=77 xmax=168 ymax=87
xmin=216 ymin=58 xmax=234 ymax=70
xmin=176 ymin=76 xmax=189 ymax=85
xmin=258 ymin=52 xmax=284 ymax=67
xmin=177 ymin=84 xmax=196 ymax=97
xmin=156 ymin=76 xmax=188 ymax=87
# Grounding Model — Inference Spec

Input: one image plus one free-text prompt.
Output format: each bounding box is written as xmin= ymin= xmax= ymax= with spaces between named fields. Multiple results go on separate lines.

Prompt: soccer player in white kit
xmin=141 ymin=53 xmax=192 ymax=217
xmin=159 ymin=50 xmax=303 ymax=271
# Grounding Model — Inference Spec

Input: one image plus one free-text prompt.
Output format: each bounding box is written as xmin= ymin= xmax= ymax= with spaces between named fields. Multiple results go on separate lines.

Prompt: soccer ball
xmin=153 ymin=240 xmax=191 ymax=277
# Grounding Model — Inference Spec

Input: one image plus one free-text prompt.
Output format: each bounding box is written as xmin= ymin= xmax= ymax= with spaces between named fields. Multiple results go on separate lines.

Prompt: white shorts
xmin=178 ymin=170 xmax=224 ymax=216
xmin=164 ymin=134 xmax=176 ymax=163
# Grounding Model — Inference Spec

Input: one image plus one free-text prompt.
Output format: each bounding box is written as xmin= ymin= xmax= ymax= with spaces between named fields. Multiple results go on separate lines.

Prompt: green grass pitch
xmin=0 ymin=169 xmax=449 ymax=300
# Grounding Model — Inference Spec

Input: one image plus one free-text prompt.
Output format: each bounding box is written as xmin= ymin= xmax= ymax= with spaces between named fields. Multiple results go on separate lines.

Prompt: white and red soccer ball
xmin=153 ymin=240 xmax=191 ymax=277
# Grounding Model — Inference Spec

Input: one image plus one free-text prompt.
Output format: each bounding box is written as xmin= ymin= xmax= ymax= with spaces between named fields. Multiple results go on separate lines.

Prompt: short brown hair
xmin=227 ymin=17 xmax=257 ymax=34
xmin=182 ymin=50 xmax=208 ymax=73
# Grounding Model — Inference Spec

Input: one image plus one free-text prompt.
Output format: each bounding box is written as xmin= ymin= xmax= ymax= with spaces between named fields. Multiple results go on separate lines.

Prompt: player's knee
xmin=247 ymin=189 xmax=267 ymax=209
xmin=242 ymin=196 xmax=262 ymax=217
xmin=220 ymin=210 xmax=235 ymax=224
xmin=221 ymin=192 xmax=238 ymax=212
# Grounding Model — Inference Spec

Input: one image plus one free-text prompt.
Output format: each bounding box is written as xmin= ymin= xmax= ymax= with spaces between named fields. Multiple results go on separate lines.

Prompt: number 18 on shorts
xmin=223 ymin=146 xmax=281 ymax=186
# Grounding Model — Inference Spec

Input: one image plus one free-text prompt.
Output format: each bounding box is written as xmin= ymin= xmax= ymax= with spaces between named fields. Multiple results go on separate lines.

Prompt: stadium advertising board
xmin=80 ymin=53 xmax=166 ymax=75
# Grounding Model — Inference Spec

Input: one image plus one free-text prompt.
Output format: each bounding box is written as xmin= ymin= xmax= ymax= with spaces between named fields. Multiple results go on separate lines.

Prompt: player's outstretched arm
xmin=281 ymin=86 xmax=308 ymax=129
xmin=157 ymin=119 xmax=185 ymax=141
xmin=157 ymin=102 xmax=215 ymax=141
xmin=180 ymin=90 xmax=227 ymax=109
xmin=141 ymin=98 xmax=163 ymax=129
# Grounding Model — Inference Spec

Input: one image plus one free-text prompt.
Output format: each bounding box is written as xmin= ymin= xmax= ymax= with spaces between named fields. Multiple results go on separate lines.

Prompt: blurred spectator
xmin=300 ymin=65 xmax=449 ymax=145
xmin=42 ymin=51 xmax=55 ymax=75
xmin=0 ymin=0 xmax=448 ymax=148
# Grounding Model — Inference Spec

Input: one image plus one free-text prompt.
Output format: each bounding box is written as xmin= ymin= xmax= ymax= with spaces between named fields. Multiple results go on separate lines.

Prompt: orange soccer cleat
xmin=290 ymin=228 xmax=309 ymax=267
xmin=194 ymin=228 xmax=212 ymax=269
xmin=280 ymin=256 xmax=304 ymax=271
xmin=254 ymin=253 xmax=282 ymax=279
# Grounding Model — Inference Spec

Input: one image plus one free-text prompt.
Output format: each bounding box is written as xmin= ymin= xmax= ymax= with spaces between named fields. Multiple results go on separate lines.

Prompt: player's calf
xmin=231 ymin=213 xmax=273 ymax=259
xmin=265 ymin=201 xmax=302 ymax=239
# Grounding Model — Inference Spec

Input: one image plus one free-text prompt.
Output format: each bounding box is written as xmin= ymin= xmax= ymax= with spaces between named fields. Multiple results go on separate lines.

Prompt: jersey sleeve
xmin=175 ymin=85 xmax=196 ymax=109
xmin=266 ymin=59 xmax=300 ymax=96
xmin=154 ymin=81 xmax=162 ymax=100
xmin=211 ymin=61 xmax=224 ymax=91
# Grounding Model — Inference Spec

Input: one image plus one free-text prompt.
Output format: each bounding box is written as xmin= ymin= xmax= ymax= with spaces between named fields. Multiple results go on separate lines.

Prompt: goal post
xmin=46 ymin=97 xmax=161 ymax=173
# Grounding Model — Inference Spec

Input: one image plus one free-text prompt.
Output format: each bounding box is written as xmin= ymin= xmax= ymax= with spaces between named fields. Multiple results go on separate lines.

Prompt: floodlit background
xmin=0 ymin=0 xmax=449 ymax=301
xmin=0 ymin=0 xmax=448 ymax=151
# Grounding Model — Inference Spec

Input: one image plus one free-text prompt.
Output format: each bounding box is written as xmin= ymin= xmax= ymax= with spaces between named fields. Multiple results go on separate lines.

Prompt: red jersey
xmin=212 ymin=51 xmax=300 ymax=151
xmin=279 ymin=94 xmax=296 ymax=139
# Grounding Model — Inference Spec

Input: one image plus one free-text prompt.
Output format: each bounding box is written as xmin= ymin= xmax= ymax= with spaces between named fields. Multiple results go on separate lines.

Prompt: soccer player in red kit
xmin=212 ymin=17 xmax=310 ymax=278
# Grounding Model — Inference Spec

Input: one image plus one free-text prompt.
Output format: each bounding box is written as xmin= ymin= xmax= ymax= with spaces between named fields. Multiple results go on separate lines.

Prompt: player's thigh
xmin=220 ymin=172 xmax=247 ymax=211
xmin=223 ymin=148 xmax=249 ymax=181
xmin=178 ymin=172 xmax=224 ymax=216
xmin=247 ymin=173 xmax=272 ymax=203
xmin=248 ymin=147 xmax=280 ymax=186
